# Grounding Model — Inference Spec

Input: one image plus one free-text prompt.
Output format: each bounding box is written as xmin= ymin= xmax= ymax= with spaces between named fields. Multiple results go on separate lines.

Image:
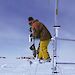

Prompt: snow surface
xmin=0 ymin=58 xmax=75 ymax=75
xmin=0 ymin=58 xmax=52 ymax=75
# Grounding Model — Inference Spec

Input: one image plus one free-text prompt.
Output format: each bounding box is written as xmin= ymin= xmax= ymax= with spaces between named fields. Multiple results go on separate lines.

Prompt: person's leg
xmin=38 ymin=46 xmax=43 ymax=59
xmin=38 ymin=39 xmax=50 ymax=60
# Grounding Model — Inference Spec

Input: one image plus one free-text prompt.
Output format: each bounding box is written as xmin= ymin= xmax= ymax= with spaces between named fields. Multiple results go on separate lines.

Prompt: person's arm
xmin=32 ymin=22 xmax=41 ymax=38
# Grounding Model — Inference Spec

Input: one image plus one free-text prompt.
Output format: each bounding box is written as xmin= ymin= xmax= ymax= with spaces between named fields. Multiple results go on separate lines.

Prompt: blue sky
xmin=0 ymin=0 xmax=75 ymax=62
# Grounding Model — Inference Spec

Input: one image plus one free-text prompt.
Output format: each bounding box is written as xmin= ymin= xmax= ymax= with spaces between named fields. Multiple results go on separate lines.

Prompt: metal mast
xmin=52 ymin=0 xmax=60 ymax=74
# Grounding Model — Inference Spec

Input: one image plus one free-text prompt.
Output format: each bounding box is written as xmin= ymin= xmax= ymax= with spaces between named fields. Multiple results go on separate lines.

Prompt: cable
xmin=57 ymin=37 xmax=75 ymax=42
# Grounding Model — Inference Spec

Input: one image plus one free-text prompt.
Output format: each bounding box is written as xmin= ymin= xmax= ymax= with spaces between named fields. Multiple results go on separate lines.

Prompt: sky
xmin=0 ymin=0 xmax=75 ymax=62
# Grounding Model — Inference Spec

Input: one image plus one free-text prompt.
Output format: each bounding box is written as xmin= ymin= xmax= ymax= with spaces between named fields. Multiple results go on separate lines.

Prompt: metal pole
xmin=52 ymin=0 xmax=60 ymax=75
xmin=55 ymin=0 xmax=58 ymax=26
xmin=56 ymin=62 xmax=75 ymax=65
xmin=52 ymin=26 xmax=60 ymax=75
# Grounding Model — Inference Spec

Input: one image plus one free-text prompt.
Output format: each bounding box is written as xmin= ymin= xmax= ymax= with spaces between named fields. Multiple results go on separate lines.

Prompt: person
xmin=28 ymin=17 xmax=52 ymax=62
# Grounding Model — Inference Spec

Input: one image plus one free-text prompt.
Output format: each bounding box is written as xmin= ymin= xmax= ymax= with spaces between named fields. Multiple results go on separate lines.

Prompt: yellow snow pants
xmin=38 ymin=39 xmax=50 ymax=60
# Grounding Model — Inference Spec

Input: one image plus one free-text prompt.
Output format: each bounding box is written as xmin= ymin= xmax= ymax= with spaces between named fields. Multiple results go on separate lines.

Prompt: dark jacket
xmin=32 ymin=20 xmax=52 ymax=41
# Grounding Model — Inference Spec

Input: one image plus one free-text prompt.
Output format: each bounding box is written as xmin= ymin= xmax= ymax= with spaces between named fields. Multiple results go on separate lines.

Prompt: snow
xmin=0 ymin=56 xmax=75 ymax=75
xmin=0 ymin=58 xmax=52 ymax=75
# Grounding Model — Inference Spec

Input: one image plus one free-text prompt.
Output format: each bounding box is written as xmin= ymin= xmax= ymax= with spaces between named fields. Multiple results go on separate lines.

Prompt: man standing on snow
xmin=28 ymin=17 xmax=52 ymax=62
